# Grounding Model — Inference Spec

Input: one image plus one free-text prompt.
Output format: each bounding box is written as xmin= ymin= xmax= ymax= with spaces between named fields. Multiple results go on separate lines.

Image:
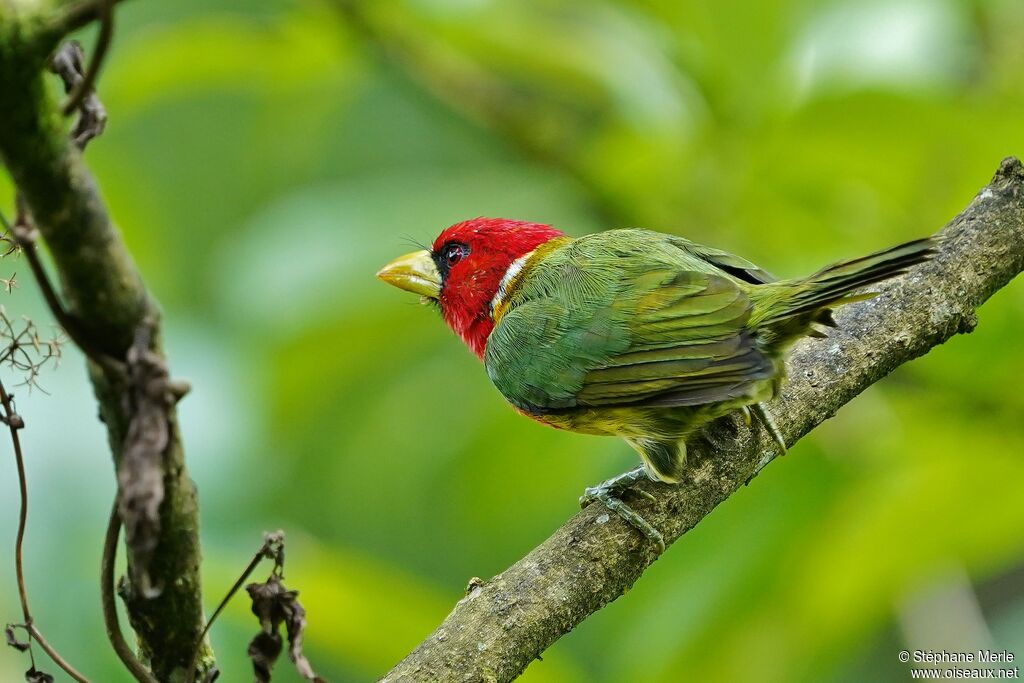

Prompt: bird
xmin=377 ymin=218 xmax=935 ymax=549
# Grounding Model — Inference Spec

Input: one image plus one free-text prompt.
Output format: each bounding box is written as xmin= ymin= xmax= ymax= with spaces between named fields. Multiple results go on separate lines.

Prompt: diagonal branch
xmin=382 ymin=157 xmax=1024 ymax=682
xmin=45 ymin=0 xmax=131 ymax=39
xmin=334 ymin=1 xmax=635 ymax=227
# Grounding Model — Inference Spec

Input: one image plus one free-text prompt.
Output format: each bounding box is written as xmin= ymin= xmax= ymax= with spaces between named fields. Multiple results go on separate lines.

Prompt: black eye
xmin=444 ymin=242 xmax=468 ymax=267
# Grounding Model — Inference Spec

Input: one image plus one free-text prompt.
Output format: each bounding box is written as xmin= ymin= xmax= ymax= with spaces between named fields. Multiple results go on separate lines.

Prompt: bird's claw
xmin=751 ymin=402 xmax=787 ymax=454
xmin=578 ymin=467 xmax=645 ymax=508
xmin=579 ymin=468 xmax=665 ymax=552
xmin=581 ymin=483 xmax=657 ymax=506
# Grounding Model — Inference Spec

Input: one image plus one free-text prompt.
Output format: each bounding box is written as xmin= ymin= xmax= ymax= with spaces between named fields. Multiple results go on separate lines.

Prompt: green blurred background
xmin=2 ymin=0 xmax=1024 ymax=680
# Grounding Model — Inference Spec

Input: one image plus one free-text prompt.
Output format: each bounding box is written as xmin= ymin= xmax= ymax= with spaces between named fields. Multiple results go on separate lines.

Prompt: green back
xmin=483 ymin=230 xmax=775 ymax=414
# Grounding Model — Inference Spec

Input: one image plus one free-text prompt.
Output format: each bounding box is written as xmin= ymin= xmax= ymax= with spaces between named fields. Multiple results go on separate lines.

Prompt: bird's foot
xmin=751 ymin=402 xmax=787 ymax=454
xmin=579 ymin=467 xmax=665 ymax=552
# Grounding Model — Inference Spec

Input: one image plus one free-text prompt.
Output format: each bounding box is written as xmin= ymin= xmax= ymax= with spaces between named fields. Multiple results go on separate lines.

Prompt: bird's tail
xmin=751 ymin=236 xmax=938 ymax=341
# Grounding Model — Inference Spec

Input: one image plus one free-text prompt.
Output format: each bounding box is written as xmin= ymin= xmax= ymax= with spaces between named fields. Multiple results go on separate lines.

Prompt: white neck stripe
xmin=490 ymin=248 xmax=536 ymax=317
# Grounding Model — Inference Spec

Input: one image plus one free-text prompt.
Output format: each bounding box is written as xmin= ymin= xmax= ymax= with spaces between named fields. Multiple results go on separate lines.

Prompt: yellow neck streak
xmin=490 ymin=237 xmax=570 ymax=324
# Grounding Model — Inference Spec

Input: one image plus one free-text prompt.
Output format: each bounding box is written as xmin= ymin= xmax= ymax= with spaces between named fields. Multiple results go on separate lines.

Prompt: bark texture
xmin=0 ymin=3 xmax=208 ymax=680
xmin=382 ymin=158 xmax=1024 ymax=682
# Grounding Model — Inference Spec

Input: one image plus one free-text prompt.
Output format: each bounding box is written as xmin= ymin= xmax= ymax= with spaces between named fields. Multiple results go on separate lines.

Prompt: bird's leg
xmin=751 ymin=402 xmax=787 ymax=454
xmin=579 ymin=467 xmax=665 ymax=552
xmin=591 ymin=466 xmax=648 ymax=490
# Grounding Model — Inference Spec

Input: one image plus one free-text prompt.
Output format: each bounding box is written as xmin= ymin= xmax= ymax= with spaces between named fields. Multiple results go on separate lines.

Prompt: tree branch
xmin=45 ymin=0 xmax=131 ymax=39
xmin=0 ymin=4 xmax=210 ymax=681
xmin=382 ymin=157 xmax=1024 ymax=682
xmin=334 ymin=1 xmax=634 ymax=227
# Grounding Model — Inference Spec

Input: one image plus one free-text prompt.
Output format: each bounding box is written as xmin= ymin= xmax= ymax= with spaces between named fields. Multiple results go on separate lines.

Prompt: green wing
xmin=484 ymin=233 xmax=774 ymax=414
xmin=666 ymin=235 xmax=776 ymax=284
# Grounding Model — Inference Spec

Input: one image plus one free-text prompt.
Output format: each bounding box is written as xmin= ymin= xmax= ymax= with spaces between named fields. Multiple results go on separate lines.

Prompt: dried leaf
xmin=4 ymin=624 xmax=29 ymax=652
xmin=245 ymin=576 xmax=324 ymax=683
xmin=49 ymin=42 xmax=107 ymax=148
xmin=24 ymin=668 xmax=54 ymax=683
xmin=247 ymin=631 xmax=282 ymax=683
xmin=118 ymin=321 xmax=174 ymax=595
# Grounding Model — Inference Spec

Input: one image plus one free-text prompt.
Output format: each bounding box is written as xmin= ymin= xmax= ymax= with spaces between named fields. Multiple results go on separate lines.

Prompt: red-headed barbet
xmin=377 ymin=218 xmax=936 ymax=549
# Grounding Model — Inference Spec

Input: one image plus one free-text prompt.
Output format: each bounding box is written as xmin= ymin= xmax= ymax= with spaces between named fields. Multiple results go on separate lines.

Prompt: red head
xmin=377 ymin=217 xmax=565 ymax=358
xmin=432 ymin=218 xmax=565 ymax=356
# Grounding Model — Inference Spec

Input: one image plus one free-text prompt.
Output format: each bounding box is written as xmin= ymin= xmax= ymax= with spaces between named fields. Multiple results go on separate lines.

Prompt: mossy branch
xmin=382 ymin=159 xmax=1024 ymax=682
xmin=0 ymin=3 xmax=209 ymax=681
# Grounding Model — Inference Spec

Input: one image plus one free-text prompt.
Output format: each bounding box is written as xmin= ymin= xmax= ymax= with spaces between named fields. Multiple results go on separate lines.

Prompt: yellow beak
xmin=376 ymin=250 xmax=441 ymax=299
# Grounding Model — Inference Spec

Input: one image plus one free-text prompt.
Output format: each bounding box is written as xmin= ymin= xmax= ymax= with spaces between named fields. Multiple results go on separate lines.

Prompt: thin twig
xmin=101 ymin=501 xmax=159 ymax=683
xmin=185 ymin=532 xmax=286 ymax=683
xmin=4 ymin=384 xmax=30 ymax=626
xmin=1 ymin=377 xmax=91 ymax=683
xmin=25 ymin=623 xmax=90 ymax=683
xmin=61 ymin=0 xmax=114 ymax=116
xmin=0 ymin=206 xmax=124 ymax=374
xmin=49 ymin=0 xmax=130 ymax=37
